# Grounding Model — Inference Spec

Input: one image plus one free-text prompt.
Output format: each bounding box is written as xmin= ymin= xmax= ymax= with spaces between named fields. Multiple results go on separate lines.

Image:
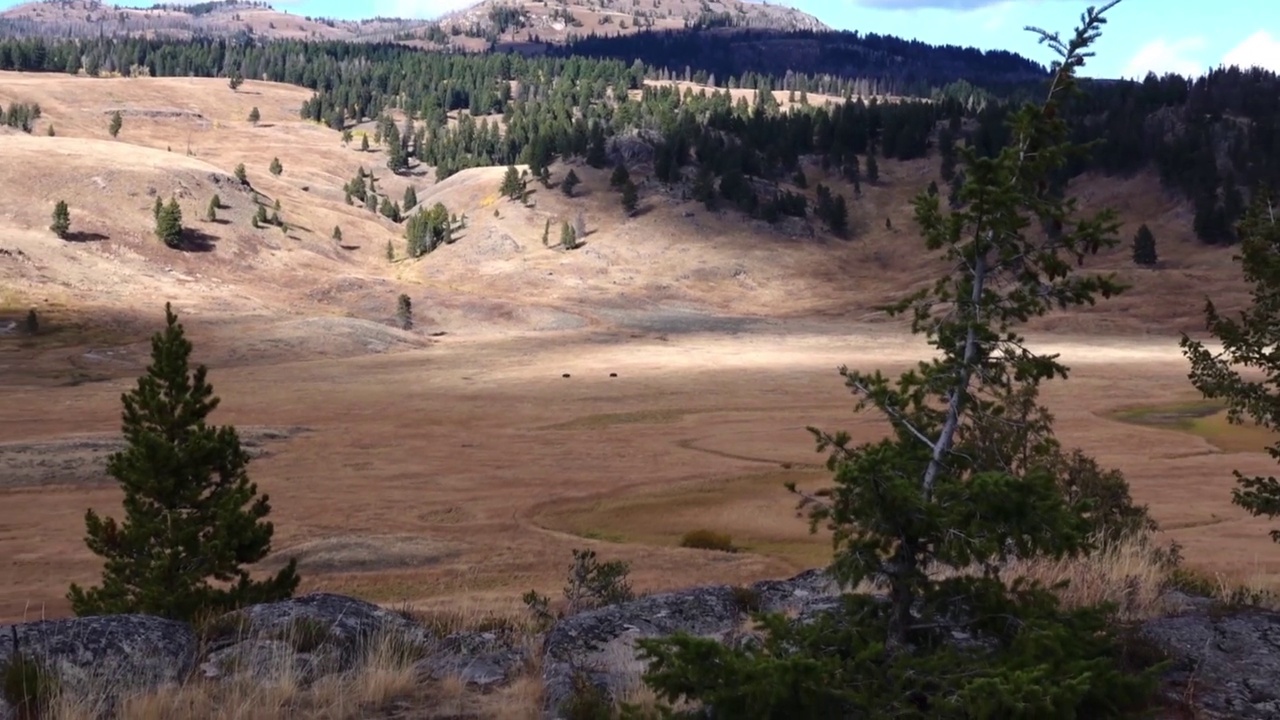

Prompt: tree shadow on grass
xmin=177 ymin=228 xmax=219 ymax=253
xmin=63 ymin=231 xmax=109 ymax=243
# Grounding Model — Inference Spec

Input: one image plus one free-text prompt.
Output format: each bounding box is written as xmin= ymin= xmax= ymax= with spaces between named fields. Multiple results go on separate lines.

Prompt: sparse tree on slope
xmin=403 ymin=185 xmax=418 ymax=211
xmin=156 ymin=197 xmax=183 ymax=248
xmin=50 ymin=200 xmax=70 ymax=239
xmin=228 ymin=72 xmax=243 ymax=91
xmin=205 ymin=196 xmax=218 ymax=222
xmin=500 ymin=165 xmax=523 ymax=200
xmin=396 ymin=294 xmax=413 ymax=330
xmin=332 ymin=225 xmax=343 ymax=242
xmin=559 ymin=219 xmax=576 ymax=249
xmin=620 ymin=180 xmax=638 ymax=215
xmin=269 ymin=157 xmax=283 ymax=176
xmin=247 ymin=106 xmax=260 ymax=125
xmin=1132 ymin=223 xmax=1157 ymax=266
xmin=635 ymin=4 xmax=1162 ymax=717
xmin=68 ymin=303 xmax=299 ymax=622
xmin=1183 ymin=190 xmax=1280 ymax=542
xmin=108 ymin=110 xmax=122 ymax=138
xmin=562 ymin=169 xmax=580 ymax=197
xmin=234 ymin=163 xmax=247 ymax=185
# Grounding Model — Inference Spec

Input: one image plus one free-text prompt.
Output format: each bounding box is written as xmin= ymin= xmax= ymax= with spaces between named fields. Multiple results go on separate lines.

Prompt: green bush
xmin=679 ymin=529 xmax=735 ymax=553
xmin=3 ymin=651 xmax=58 ymax=720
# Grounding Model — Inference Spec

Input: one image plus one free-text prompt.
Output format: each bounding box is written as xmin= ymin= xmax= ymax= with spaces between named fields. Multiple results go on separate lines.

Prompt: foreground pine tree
xmin=1183 ymin=190 xmax=1280 ymax=541
xmin=68 ymin=304 xmax=299 ymax=621
xmin=49 ymin=200 xmax=70 ymax=239
xmin=635 ymin=3 xmax=1164 ymax=717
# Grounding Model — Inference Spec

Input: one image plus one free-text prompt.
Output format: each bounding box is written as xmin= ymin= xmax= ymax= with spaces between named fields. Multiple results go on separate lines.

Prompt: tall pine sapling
xmin=1183 ymin=190 xmax=1280 ymax=541
xmin=108 ymin=110 xmax=122 ymax=138
xmin=50 ymin=200 xmax=70 ymax=239
xmin=396 ymin=293 xmax=413 ymax=330
xmin=562 ymin=169 xmax=580 ymax=197
xmin=67 ymin=304 xmax=299 ymax=621
xmin=1132 ymin=223 xmax=1157 ymax=266
xmin=636 ymin=4 xmax=1162 ymax=717
xmin=156 ymin=198 xmax=183 ymax=249
xmin=269 ymin=157 xmax=283 ymax=176
xmin=247 ymin=106 xmax=260 ymax=125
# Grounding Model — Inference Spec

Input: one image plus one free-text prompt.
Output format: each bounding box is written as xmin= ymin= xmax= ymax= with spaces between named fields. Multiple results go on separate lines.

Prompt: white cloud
xmin=1222 ymin=30 xmax=1280 ymax=73
xmin=1121 ymin=37 xmax=1207 ymax=79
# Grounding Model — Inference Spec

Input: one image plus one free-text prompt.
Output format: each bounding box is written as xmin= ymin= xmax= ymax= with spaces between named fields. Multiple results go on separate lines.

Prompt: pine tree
xmin=396 ymin=294 xmax=413 ymax=330
xmin=247 ymin=106 xmax=260 ymax=125
xmin=610 ymin=164 xmax=630 ymax=189
xmin=500 ymin=165 xmax=523 ymax=200
xmin=332 ymin=225 xmax=343 ymax=242
xmin=385 ymin=239 xmax=394 ymax=261
xmin=1183 ymin=190 xmax=1280 ymax=542
xmin=403 ymin=185 xmax=418 ymax=211
xmin=1132 ymin=223 xmax=1157 ymax=266
xmin=562 ymin=169 xmax=580 ymax=197
xmin=108 ymin=110 xmax=122 ymax=138
xmin=636 ymin=6 xmax=1160 ymax=716
xmin=865 ymin=151 xmax=879 ymax=184
xmin=50 ymin=200 xmax=70 ymax=239
xmin=67 ymin=304 xmax=299 ymax=622
xmin=360 ymin=134 xmax=370 ymax=152
xmin=228 ymin=73 xmax=243 ymax=91
xmin=156 ymin=198 xmax=183 ymax=249
xmin=269 ymin=157 xmax=283 ymax=176
xmin=542 ymin=218 xmax=551 ymax=247
xmin=560 ymin=220 xmax=576 ymax=249
xmin=234 ymin=163 xmax=247 ymax=185
xmin=621 ymin=180 xmax=638 ymax=215
xmin=46 ymin=123 xmax=55 ymax=136
xmin=153 ymin=196 xmax=163 ymax=221
xmin=24 ymin=308 xmax=38 ymax=335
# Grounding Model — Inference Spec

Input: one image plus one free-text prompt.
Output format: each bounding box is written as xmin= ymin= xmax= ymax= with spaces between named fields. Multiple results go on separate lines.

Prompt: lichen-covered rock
xmin=199 ymin=639 xmax=341 ymax=685
xmin=0 ymin=614 xmax=197 ymax=717
xmin=211 ymin=593 xmax=432 ymax=671
xmin=417 ymin=629 xmax=528 ymax=689
xmin=540 ymin=569 xmax=848 ymax=717
xmin=1142 ymin=605 xmax=1280 ymax=720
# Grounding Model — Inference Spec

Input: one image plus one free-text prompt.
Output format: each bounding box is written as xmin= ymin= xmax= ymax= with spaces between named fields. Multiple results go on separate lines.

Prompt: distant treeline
xmin=0 ymin=32 xmax=1274 ymax=242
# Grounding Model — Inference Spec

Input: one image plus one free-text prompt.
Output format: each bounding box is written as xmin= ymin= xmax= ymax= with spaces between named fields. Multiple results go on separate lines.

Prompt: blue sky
xmin=7 ymin=0 xmax=1278 ymax=79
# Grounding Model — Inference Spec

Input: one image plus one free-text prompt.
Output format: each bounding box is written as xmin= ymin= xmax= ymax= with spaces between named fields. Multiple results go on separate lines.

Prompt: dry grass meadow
xmin=1 ymin=68 xmax=1277 ymax=645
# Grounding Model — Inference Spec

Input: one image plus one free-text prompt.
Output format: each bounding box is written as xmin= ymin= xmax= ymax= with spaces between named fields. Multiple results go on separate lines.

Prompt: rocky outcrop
xmin=0 ymin=613 xmax=197 ymax=718
xmin=4 ymin=574 xmax=1278 ymax=720
xmin=1141 ymin=599 xmax=1280 ymax=720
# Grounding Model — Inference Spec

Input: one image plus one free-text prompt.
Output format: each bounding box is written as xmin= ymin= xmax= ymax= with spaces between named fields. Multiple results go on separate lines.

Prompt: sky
xmin=5 ymin=0 xmax=1278 ymax=80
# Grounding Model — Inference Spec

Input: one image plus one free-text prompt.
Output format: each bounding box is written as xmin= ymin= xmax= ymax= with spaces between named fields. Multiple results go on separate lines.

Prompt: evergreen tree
xmin=234 ymin=163 xmax=247 ymax=185
xmin=621 ymin=180 xmax=638 ymax=215
xmin=228 ymin=73 xmax=243 ymax=91
xmin=865 ymin=151 xmax=879 ymax=184
xmin=562 ymin=169 xmax=580 ymax=197
xmin=341 ymin=129 xmax=352 ymax=146
xmin=332 ymin=225 xmax=343 ymax=242
xmin=1183 ymin=190 xmax=1280 ymax=542
xmin=542 ymin=218 xmax=551 ymax=247
xmin=1132 ymin=223 xmax=1157 ymax=266
xmin=205 ymin=196 xmax=217 ymax=222
xmin=269 ymin=157 xmax=283 ymax=176
xmin=500 ymin=165 xmax=523 ymax=200
xmin=108 ymin=110 xmax=122 ymax=138
xmin=67 ymin=304 xmax=299 ymax=622
xmin=46 ymin=123 xmax=54 ymax=136
xmin=254 ymin=204 xmax=268 ymax=225
xmin=385 ymin=239 xmax=394 ymax=261
xmin=610 ymin=164 xmax=630 ymax=189
xmin=636 ymin=6 xmax=1160 ymax=716
xmin=24 ymin=308 xmax=38 ymax=335
xmin=396 ymin=294 xmax=413 ymax=330
xmin=153 ymin=196 xmax=163 ymax=221
xmin=560 ymin=220 xmax=576 ymax=249
xmin=793 ymin=169 xmax=808 ymax=189
xmin=403 ymin=185 xmax=418 ymax=211
xmin=247 ymin=106 xmax=260 ymax=124
xmin=360 ymin=134 xmax=370 ymax=152
xmin=50 ymin=200 xmax=70 ymax=239
xmin=156 ymin=198 xmax=183 ymax=249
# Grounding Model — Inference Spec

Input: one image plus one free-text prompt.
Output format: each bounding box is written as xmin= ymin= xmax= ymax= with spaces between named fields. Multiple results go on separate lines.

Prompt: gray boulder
xmin=417 ymin=629 xmax=529 ymax=689
xmin=1142 ymin=604 xmax=1280 ymax=720
xmin=540 ymin=569 xmax=843 ymax=716
xmin=208 ymin=592 xmax=433 ymax=671
xmin=0 ymin=614 xmax=197 ymax=717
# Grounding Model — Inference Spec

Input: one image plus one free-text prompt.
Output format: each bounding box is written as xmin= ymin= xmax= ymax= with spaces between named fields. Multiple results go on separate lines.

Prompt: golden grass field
xmin=1 ymin=70 xmax=1277 ymax=634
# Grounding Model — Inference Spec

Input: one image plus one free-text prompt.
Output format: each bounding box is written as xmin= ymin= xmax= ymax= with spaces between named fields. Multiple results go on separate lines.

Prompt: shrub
xmin=679 ymin=529 xmax=735 ymax=553
xmin=3 ymin=649 xmax=59 ymax=720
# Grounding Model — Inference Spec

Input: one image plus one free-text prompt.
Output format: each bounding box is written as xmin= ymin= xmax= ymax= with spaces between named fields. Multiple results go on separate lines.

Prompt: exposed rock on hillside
xmin=1 ymin=572 xmax=1273 ymax=720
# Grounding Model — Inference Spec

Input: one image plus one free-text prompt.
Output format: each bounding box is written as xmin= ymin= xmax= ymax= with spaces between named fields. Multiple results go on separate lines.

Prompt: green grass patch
xmin=1107 ymin=400 xmax=1278 ymax=453
xmin=536 ymin=469 xmax=833 ymax=569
